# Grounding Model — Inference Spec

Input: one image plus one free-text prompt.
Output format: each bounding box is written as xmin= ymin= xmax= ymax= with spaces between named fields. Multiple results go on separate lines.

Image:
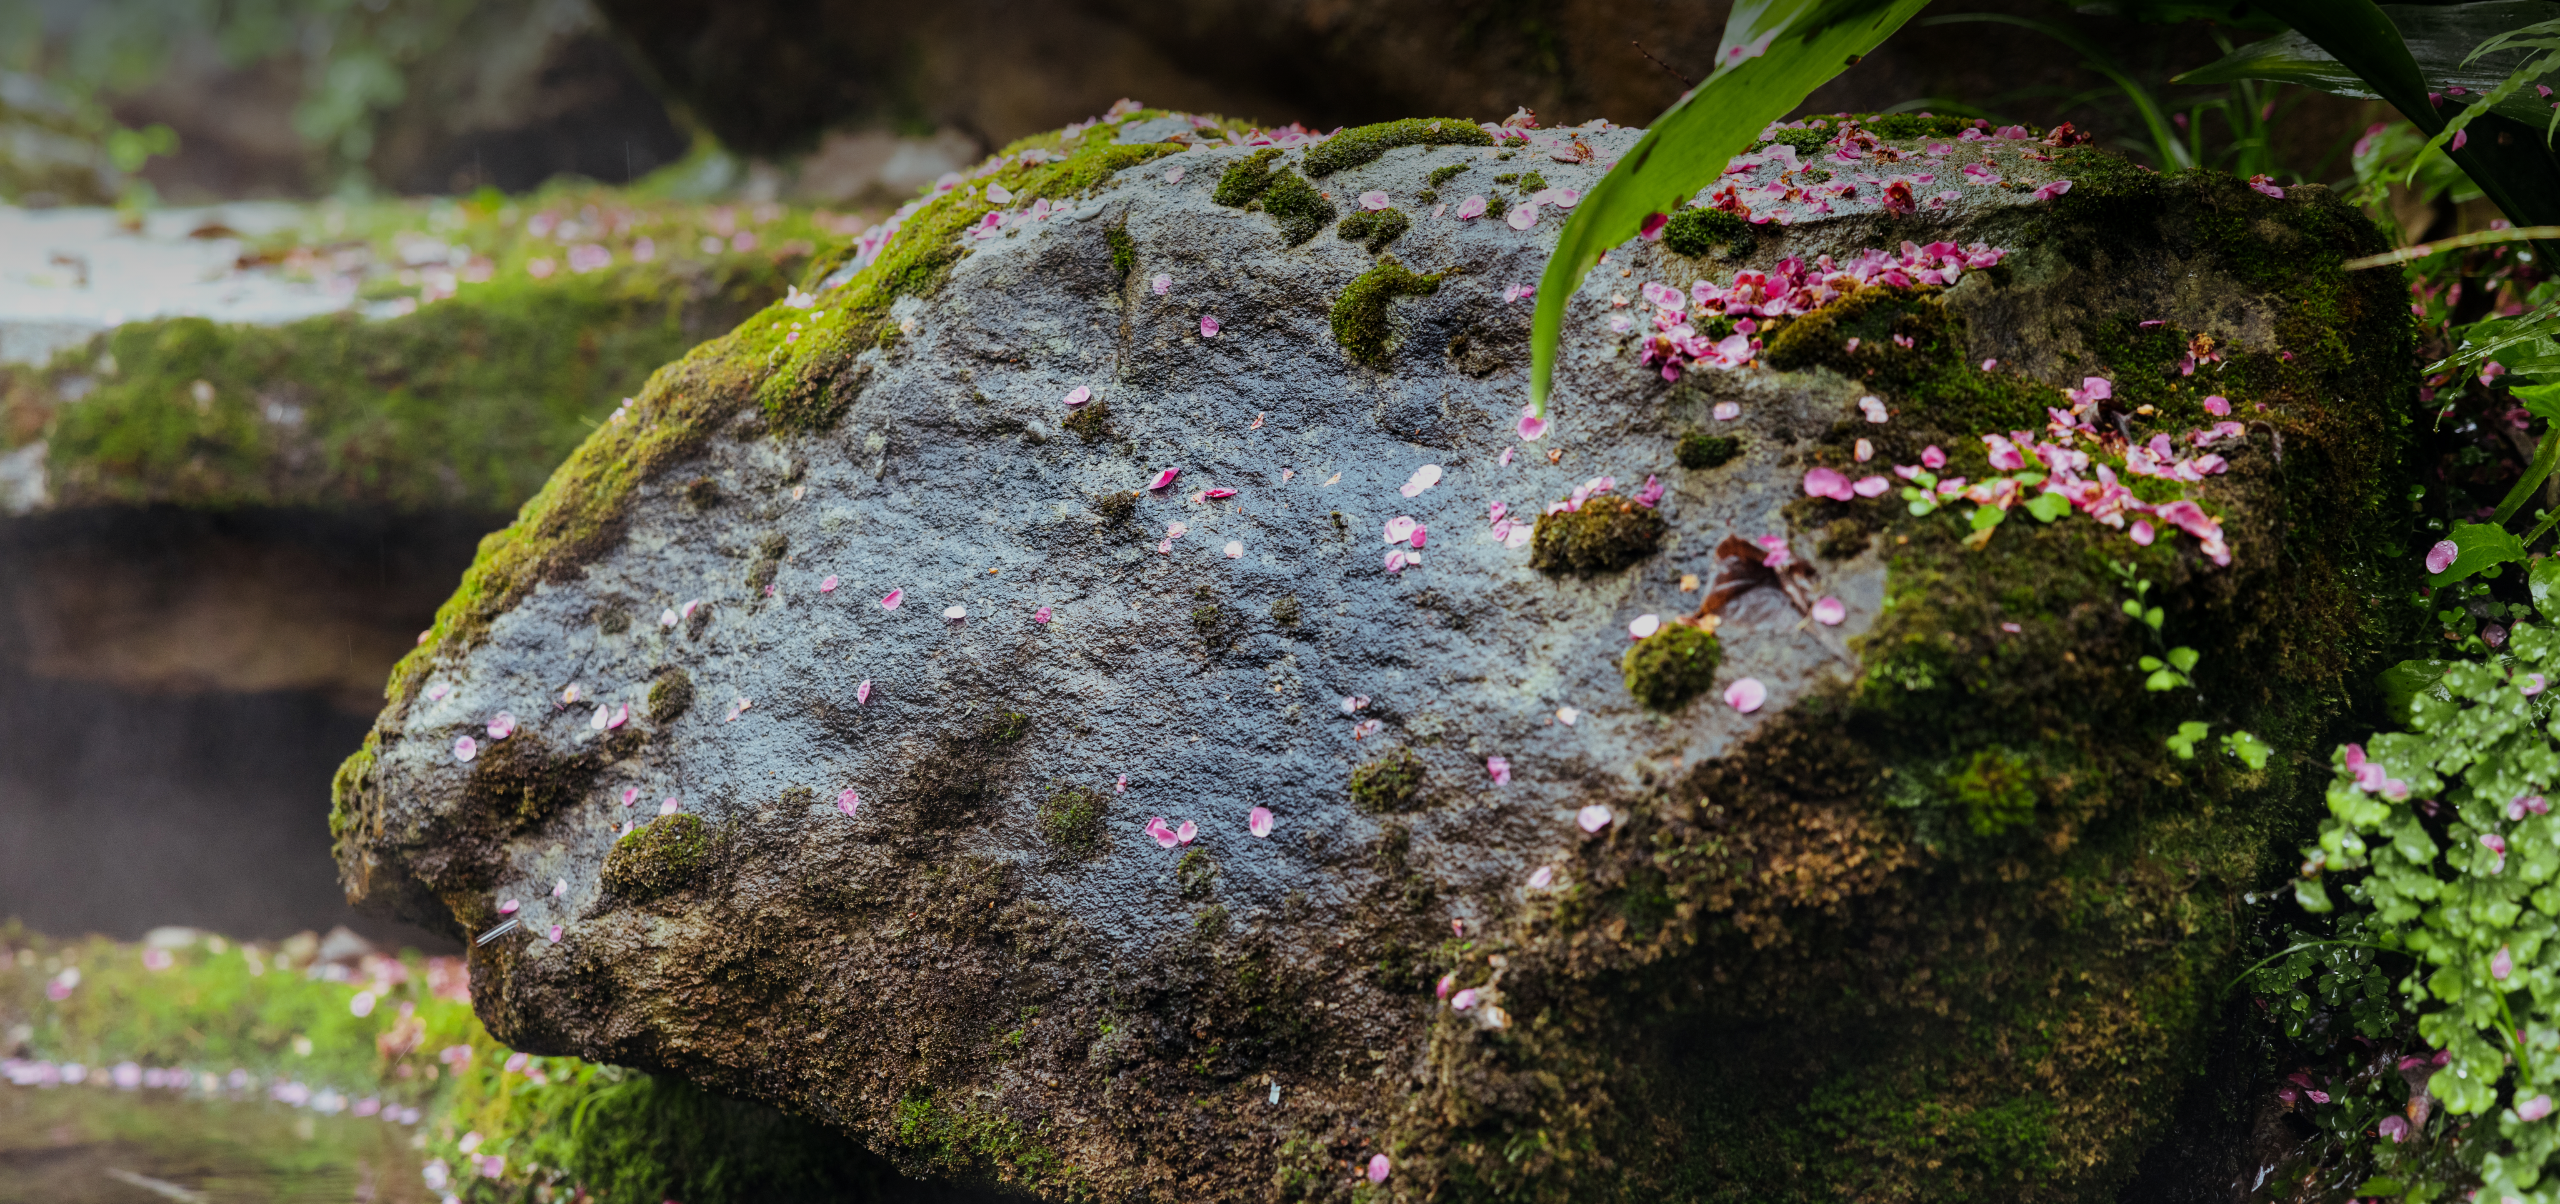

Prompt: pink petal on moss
xmin=1116 ymin=774 xmax=1129 ymax=794
xmin=1456 ymin=196 xmax=1487 ymax=220
xmin=1176 ymin=819 xmax=1197 ymax=844
xmin=1223 ymin=540 xmax=1243 ymax=558
xmin=837 ymin=789 xmax=859 ymax=817
xmin=1853 ymin=475 xmax=1890 ymax=497
xmin=1383 ymin=516 xmax=1417 ymax=545
xmin=1921 ymin=445 xmax=1947 ymax=469
xmin=1628 ymin=614 xmax=1661 ymax=640
xmin=2203 ymin=395 xmax=2230 ymax=416
xmin=856 ymin=680 xmax=873 ymax=705
xmin=1063 ymin=386 xmax=1091 ymax=407
xmin=1249 ymin=807 xmax=1273 ymax=837
xmin=552 ymin=878 xmax=567 ymax=897
xmin=1148 ymin=468 xmax=1182 ymax=490
xmin=1410 ymin=525 xmax=1428 ymax=549
xmin=1811 ymin=597 xmax=1846 ymax=626
xmin=1577 ymin=804 xmax=1612 ymax=833
xmin=454 ymin=735 xmax=478 ymax=762
xmin=1436 ymin=972 xmax=1457 ymax=1000
xmin=1507 ymin=204 xmax=1539 ymax=231
xmin=881 ymin=589 xmax=903 ymax=610
xmin=1384 ymin=550 xmax=1408 ymax=573
xmin=1451 ymin=988 xmax=1478 ymax=1011
xmin=1724 ymin=678 xmax=1768 ymax=713
xmin=1368 ymin=1155 xmax=1391 ymax=1184
xmin=1500 ymin=447 xmax=1516 ymax=466
xmin=2130 ymin=520 xmax=2156 ymax=546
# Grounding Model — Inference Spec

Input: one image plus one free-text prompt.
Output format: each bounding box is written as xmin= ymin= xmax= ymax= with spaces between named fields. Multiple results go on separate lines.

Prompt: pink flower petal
xmin=881 ymin=589 xmax=903 ymax=610
xmin=1451 ymin=988 xmax=1478 ymax=1011
xmin=2495 ymin=944 xmax=2515 ymax=979
xmin=454 ymin=735 xmax=478 ymax=762
xmin=1436 ymin=972 xmax=1456 ymax=1000
xmin=941 ymin=605 xmax=968 ymax=622
xmin=2523 ymin=1094 xmax=2556 ymax=1122
xmin=2203 ymin=395 xmax=2230 ymax=416
xmin=2526 ymin=673 xmax=2548 ymax=697
xmin=548 ymin=925 xmax=563 ymax=943
xmin=1507 ymin=204 xmax=1539 ymax=230
xmin=1486 ymin=756 xmax=1511 ymax=784
xmin=1384 ymin=549 xmax=1408 ymax=573
xmin=1224 ymin=540 xmax=1244 ymax=558
xmin=487 ymin=712 xmax=517 ymax=740
xmin=1360 ymin=191 xmax=1390 ymax=210
xmin=1628 ymin=614 xmax=1661 ymax=640
xmin=1166 ymin=521 xmax=1188 ymax=540
xmin=1852 ymin=475 xmax=1890 ymax=497
xmin=1203 ymin=487 xmax=1237 ymax=499
xmin=1034 ymin=605 xmax=1053 ymax=623
xmin=1528 ymin=865 xmax=1554 ymax=889
xmin=621 ymin=787 xmax=639 ymax=807
xmin=1811 ymin=597 xmax=1846 ymax=626
xmin=1517 ymin=407 xmax=1549 ymax=441
xmin=1712 ymin=402 xmax=1740 ymax=421
xmin=819 ymin=575 xmax=839 ymax=593
xmin=659 ymin=608 xmax=679 ymax=628
xmin=1576 ymin=804 xmax=1612 ymax=833
xmin=1400 ymin=464 xmax=1444 ymax=497
xmin=1858 ymin=396 xmax=1889 ymax=424
xmin=1500 ymin=447 xmax=1516 ymax=466
xmin=1456 ymin=196 xmax=1487 ymax=220
xmin=1148 ymin=467 xmax=1182 ymax=490
xmin=1063 ymin=386 xmax=1091 ymax=407
xmin=1148 ymin=818 xmax=1178 ymax=849
xmin=659 ymin=797 xmax=679 ymax=816
xmin=1803 ymin=466 xmax=1853 ymax=501
xmin=2426 ymin=539 xmax=2458 ymax=574
xmin=1200 ymin=315 xmax=1221 ymax=338
xmin=1556 ymin=706 xmax=1578 ymax=726
xmin=1249 ymin=806 xmax=1273 ymax=837
xmin=1639 ymin=212 xmax=1668 ymax=239
xmin=1410 ymin=525 xmax=1428 ymax=549
xmin=552 ymin=878 xmax=567 ymax=897
xmin=856 ymin=680 xmax=873 ymax=705
xmin=1383 ymin=516 xmax=1418 ymax=546
xmin=1367 ymin=1155 xmax=1391 ymax=1184
xmin=1854 ymin=439 xmax=1874 ymax=462
xmin=1152 ymin=273 xmax=1171 ymax=295
xmin=499 ymin=899 xmax=520 ymax=915
xmin=1116 ymin=774 xmax=1128 ymax=793
xmin=2032 ymin=179 xmax=2073 ymax=201
xmin=1724 ymin=678 xmax=1768 ymax=713
xmin=2130 ymin=520 xmax=2155 ymax=546
xmin=1920 ymin=445 xmax=1946 ymax=470
xmin=838 ymin=789 xmax=859 ymax=817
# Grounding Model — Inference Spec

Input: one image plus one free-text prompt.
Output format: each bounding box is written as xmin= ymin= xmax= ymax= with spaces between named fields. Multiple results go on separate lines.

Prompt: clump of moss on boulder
xmin=1663 ymin=208 xmax=1755 ymax=260
xmin=1623 ymin=623 xmax=1724 ymax=711
xmin=1040 ymin=784 xmax=1109 ymax=858
xmin=647 ymin=667 xmax=693 ymax=723
xmin=603 ymin=813 xmax=712 ymax=900
xmin=1063 ymin=398 xmax=1113 ymax=442
xmin=1335 ymin=207 xmax=1409 ymax=253
xmin=1676 ymin=429 xmax=1742 ymax=469
xmin=1348 ymin=747 xmax=1426 ymax=814
xmin=1330 ymin=257 xmax=1441 ymax=365
xmin=1300 ymin=117 xmax=1491 ymax=177
xmin=1211 ymin=148 xmax=1334 ymax=245
xmin=1530 ymin=496 xmax=1665 ymax=573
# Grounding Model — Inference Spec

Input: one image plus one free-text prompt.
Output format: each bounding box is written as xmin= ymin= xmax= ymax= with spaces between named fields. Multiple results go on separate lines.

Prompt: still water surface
xmin=1 ymin=1083 xmax=428 ymax=1203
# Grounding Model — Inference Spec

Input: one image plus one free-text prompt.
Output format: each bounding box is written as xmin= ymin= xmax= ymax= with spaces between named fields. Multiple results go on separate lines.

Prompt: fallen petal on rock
xmin=1812 ymin=597 xmax=1846 ymax=626
xmin=1725 ymin=678 xmax=1768 ymax=713
xmin=1249 ymin=806 xmax=1273 ymax=837
xmin=838 ymin=789 xmax=859 ymax=817
xmin=1577 ymin=804 xmax=1612 ymax=832
xmin=881 ymin=589 xmax=903 ymax=610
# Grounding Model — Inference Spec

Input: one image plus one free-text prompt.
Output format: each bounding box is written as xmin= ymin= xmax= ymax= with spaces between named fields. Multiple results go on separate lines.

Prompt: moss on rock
xmin=1330 ymin=257 xmax=1441 ymax=365
xmin=1623 ymin=623 xmax=1724 ymax=711
xmin=1212 ymin=148 xmax=1334 ymax=246
xmin=646 ymin=667 xmax=693 ymax=723
xmin=1663 ymin=208 xmax=1755 ymax=260
xmin=1348 ymin=747 xmax=1426 ymax=814
xmin=1335 ymin=207 xmax=1409 ymax=253
xmin=1301 ymin=117 xmax=1492 ymax=177
xmin=602 ymin=813 xmax=711 ymax=900
xmin=1039 ymin=783 xmax=1108 ymax=859
xmin=1676 ymin=429 xmax=1742 ymax=469
xmin=1529 ymin=495 xmax=1665 ymax=574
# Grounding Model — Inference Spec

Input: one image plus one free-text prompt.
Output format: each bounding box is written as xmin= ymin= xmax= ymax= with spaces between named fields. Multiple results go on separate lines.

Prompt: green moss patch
xmin=1106 ymin=224 xmax=1136 ymax=280
xmin=1663 ymin=208 xmax=1755 ymax=260
xmin=1175 ymin=848 xmax=1219 ymax=899
xmin=602 ymin=813 xmax=712 ymax=900
xmin=464 ymin=733 xmax=618 ymax=833
xmin=1623 ymin=623 xmax=1724 ymax=711
xmin=1349 ymin=747 xmax=1427 ymax=814
xmin=1062 ymin=398 xmax=1113 ymax=442
xmin=1330 ymin=257 xmax=1443 ymax=365
xmin=898 ymin=710 xmax=1031 ymax=832
xmin=1038 ymin=784 xmax=1109 ymax=859
xmin=1300 ymin=117 xmax=1492 ymax=177
xmin=743 ymin=531 xmax=787 ymax=592
xmin=1762 ymin=285 xmax=1964 ymax=392
xmin=1529 ymin=496 xmax=1666 ymax=574
xmin=1336 ymin=207 xmax=1409 ymax=253
xmin=1211 ymin=148 xmax=1335 ymax=245
xmin=1270 ymin=594 xmax=1302 ymax=625
xmin=1676 ymin=429 xmax=1742 ymax=469
xmin=647 ymin=667 xmax=693 ymax=723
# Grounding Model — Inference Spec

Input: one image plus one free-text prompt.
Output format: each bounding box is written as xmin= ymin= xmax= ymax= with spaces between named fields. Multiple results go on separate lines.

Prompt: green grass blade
xmin=1526 ymin=0 xmax=1931 ymax=419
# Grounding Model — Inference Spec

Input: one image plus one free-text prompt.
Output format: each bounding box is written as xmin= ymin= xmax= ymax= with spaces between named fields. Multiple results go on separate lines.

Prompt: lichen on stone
xmin=1348 ymin=747 xmax=1426 ymax=814
xmin=1300 ymin=117 xmax=1492 ymax=177
xmin=1622 ymin=622 xmax=1724 ymax=711
xmin=601 ymin=813 xmax=711 ymax=900
xmin=1528 ymin=495 xmax=1665 ymax=574
xmin=1329 ymin=256 xmax=1441 ymax=365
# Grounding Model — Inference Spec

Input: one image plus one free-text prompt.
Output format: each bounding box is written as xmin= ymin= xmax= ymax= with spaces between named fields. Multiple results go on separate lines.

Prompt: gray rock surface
xmin=335 ymin=114 xmax=2408 ymax=1201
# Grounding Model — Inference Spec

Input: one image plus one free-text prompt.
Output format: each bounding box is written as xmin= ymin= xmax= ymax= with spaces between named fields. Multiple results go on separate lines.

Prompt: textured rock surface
xmin=336 ymin=112 xmax=2411 ymax=1201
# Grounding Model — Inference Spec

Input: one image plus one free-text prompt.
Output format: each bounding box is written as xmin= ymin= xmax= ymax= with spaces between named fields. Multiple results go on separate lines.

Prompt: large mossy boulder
xmin=333 ymin=111 xmax=2412 ymax=1201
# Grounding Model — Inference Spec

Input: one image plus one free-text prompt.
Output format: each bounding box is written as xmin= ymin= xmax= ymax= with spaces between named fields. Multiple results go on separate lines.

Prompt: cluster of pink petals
xmin=1145 ymin=816 xmax=1198 ymax=848
xmin=486 ymin=712 xmax=517 ymax=740
xmin=587 ymin=702 xmax=629 ymax=731
xmin=1546 ymin=476 xmax=1619 ymax=516
xmin=1803 ymin=466 xmax=1890 ymax=501
xmin=2341 ymin=743 xmax=2410 ymax=800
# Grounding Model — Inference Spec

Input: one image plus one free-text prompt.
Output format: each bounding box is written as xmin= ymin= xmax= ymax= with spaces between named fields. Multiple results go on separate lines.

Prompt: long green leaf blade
xmin=1526 ymin=0 xmax=1931 ymax=419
